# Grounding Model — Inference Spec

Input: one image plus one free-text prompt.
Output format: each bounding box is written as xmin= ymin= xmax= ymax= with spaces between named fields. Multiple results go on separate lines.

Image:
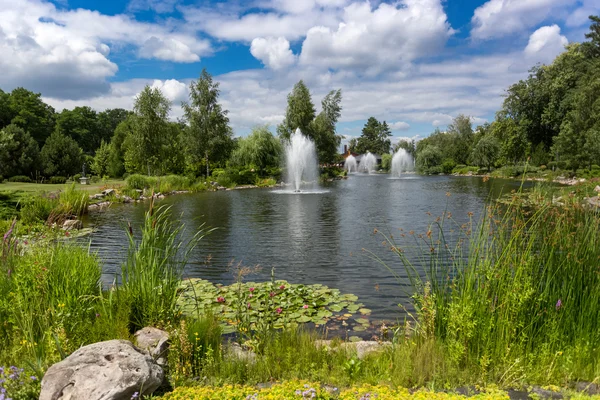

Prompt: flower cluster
xmin=0 ymin=365 xmax=40 ymax=400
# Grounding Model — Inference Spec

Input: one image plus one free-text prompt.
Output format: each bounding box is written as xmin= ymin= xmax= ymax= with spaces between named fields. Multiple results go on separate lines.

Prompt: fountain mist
xmin=359 ymin=152 xmax=377 ymax=174
xmin=391 ymin=149 xmax=414 ymax=177
xmin=285 ymin=128 xmax=319 ymax=192
xmin=344 ymin=155 xmax=357 ymax=173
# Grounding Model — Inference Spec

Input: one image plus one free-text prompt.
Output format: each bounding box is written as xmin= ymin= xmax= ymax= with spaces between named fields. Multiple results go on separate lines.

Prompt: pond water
xmin=86 ymin=175 xmax=530 ymax=323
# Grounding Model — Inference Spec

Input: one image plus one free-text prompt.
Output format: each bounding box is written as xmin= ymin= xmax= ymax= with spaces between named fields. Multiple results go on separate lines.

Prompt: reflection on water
xmin=86 ymin=175 xmax=531 ymax=321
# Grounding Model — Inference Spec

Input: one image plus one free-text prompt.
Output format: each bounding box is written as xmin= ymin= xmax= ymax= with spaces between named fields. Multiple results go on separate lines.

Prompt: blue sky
xmin=0 ymin=0 xmax=597 ymax=144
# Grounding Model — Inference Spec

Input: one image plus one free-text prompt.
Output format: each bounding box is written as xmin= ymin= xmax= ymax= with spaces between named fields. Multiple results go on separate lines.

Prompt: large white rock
xmin=40 ymin=340 xmax=163 ymax=400
xmin=134 ymin=327 xmax=169 ymax=366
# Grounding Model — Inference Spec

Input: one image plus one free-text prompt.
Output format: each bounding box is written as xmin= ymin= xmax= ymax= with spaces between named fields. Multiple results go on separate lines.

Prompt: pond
xmin=86 ymin=175 xmax=530 ymax=323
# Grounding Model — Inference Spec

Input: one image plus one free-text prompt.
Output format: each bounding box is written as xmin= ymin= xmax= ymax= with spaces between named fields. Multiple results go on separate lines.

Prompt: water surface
xmin=87 ymin=175 xmax=529 ymax=322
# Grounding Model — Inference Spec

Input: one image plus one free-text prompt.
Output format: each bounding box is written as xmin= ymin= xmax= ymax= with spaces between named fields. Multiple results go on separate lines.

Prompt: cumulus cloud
xmin=389 ymin=121 xmax=410 ymax=131
xmin=0 ymin=0 xmax=210 ymax=98
xmin=151 ymin=79 xmax=188 ymax=103
xmin=250 ymin=37 xmax=296 ymax=70
xmin=524 ymin=25 xmax=568 ymax=64
xmin=299 ymin=0 xmax=454 ymax=74
xmin=471 ymin=0 xmax=576 ymax=40
xmin=566 ymin=0 xmax=600 ymax=27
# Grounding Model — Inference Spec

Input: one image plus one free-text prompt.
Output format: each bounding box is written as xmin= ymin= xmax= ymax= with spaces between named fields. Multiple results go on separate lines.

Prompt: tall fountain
xmin=391 ymin=149 xmax=414 ymax=178
xmin=344 ymin=155 xmax=357 ymax=173
xmin=286 ymin=128 xmax=319 ymax=192
xmin=359 ymin=152 xmax=377 ymax=174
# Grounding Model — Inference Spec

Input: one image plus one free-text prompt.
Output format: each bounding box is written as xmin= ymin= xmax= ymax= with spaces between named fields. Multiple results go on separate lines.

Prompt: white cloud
xmin=181 ymin=5 xmax=340 ymax=42
xmin=471 ymin=0 xmax=576 ymax=40
xmin=250 ymin=37 xmax=296 ymax=70
xmin=151 ymin=79 xmax=188 ymax=103
xmin=0 ymin=0 xmax=210 ymax=98
xmin=524 ymin=25 xmax=568 ymax=64
xmin=566 ymin=0 xmax=600 ymax=27
xmin=127 ymin=0 xmax=179 ymax=14
xmin=389 ymin=121 xmax=410 ymax=131
xmin=299 ymin=0 xmax=454 ymax=74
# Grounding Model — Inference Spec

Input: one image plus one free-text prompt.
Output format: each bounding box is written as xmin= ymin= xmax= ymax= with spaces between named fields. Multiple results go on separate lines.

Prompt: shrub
xmin=441 ymin=160 xmax=456 ymax=174
xmin=56 ymin=184 xmax=89 ymax=219
xmin=20 ymin=195 xmax=58 ymax=224
xmin=48 ymin=176 xmax=67 ymax=184
xmin=125 ymin=174 xmax=149 ymax=190
xmin=7 ymin=175 xmax=33 ymax=183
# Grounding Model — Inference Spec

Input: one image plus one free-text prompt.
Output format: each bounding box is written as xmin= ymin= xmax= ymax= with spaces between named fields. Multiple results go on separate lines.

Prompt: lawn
xmin=0 ymin=179 xmax=125 ymax=193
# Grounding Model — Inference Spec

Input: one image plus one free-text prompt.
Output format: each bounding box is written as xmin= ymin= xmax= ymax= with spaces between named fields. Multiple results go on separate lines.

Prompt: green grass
xmin=0 ymin=179 xmax=125 ymax=193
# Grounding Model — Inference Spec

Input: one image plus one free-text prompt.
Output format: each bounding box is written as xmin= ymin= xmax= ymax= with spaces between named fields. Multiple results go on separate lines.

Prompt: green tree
xmin=55 ymin=106 xmax=101 ymax=154
xmin=108 ymin=116 xmax=135 ymax=178
xmin=583 ymin=15 xmax=600 ymax=58
xmin=0 ymin=89 xmax=13 ymax=129
xmin=124 ymin=86 xmax=171 ymax=175
xmin=352 ymin=117 xmax=392 ymax=155
xmin=492 ymin=117 xmax=529 ymax=164
xmin=471 ymin=135 xmax=500 ymax=171
xmin=9 ymin=87 xmax=55 ymax=145
xmin=183 ymin=68 xmax=234 ymax=177
xmin=277 ymin=80 xmax=316 ymax=141
xmin=447 ymin=114 xmax=474 ymax=165
xmin=230 ymin=125 xmax=283 ymax=173
xmin=91 ymin=140 xmax=111 ymax=176
xmin=416 ymin=145 xmax=443 ymax=173
xmin=311 ymin=89 xmax=343 ymax=164
xmin=381 ymin=153 xmax=392 ymax=172
xmin=97 ymin=108 xmax=132 ymax=145
xmin=0 ymin=124 xmax=40 ymax=178
xmin=394 ymin=139 xmax=416 ymax=158
xmin=40 ymin=131 xmax=83 ymax=177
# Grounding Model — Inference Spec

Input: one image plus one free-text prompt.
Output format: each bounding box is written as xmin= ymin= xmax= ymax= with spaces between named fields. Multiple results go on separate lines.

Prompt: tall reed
xmin=381 ymin=187 xmax=600 ymax=383
xmin=120 ymin=199 xmax=209 ymax=331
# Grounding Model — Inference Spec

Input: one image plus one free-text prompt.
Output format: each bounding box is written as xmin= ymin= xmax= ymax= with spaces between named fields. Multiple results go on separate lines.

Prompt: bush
xmin=125 ymin=174 xmax=149 ymax=190
xmin=49 ymin=176 xmax=67 ymax=184
xmin=7 ymin=175 xmax=33 ymax=183
xmin=441 ymin=160 xmax=456 ymax=174
xmin=20 ymin=195 xmax=58 ymax=224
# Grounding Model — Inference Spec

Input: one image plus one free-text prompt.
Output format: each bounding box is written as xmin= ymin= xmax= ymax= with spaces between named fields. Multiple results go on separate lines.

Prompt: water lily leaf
xmin=352 ymin=325 xmax=366 ymax=332
xmin=329 ymin=304 xmax=343 ymax=312
xmin=359 ymin=308 xmax=372 ymax=315
xmin=355 ymin=318 xmax=370 ymax=325
xmin=297 ymin=315 xmax=312 ymax=323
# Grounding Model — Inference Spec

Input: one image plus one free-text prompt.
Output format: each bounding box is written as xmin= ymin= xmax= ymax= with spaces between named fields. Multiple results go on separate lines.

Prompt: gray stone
xmin=314 ymin=340 xmax=391 ymax=359
xmin=102 ymin=189 xmax=115 ymax=196
xmin=575 ymin=382 xmax=600 ymax=395
xmin=225 ymin=342 xmax=256 ymax=363
xmin=40 ymin=340 xmax=163 ymax=400
xmin=122 ymin=196 xmax=133 ymax=204
xmin=594 ymin=185 xmax=600 ymax=193
xmin=134 ymin=327 xmax=169 ymax=366
xmin=531 ymin=386 xmax=563 ymax=399
xmin=62 ymin=219 xmax=83 ymax=231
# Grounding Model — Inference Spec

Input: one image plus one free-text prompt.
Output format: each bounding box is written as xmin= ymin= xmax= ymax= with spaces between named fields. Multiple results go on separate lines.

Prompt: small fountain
xmin=358 ymin=152 xmax=377 ymax=174
xmin=285 ymin=128 xmax=319 ymax=192
xmin=344 ymin=155 xmax=357 ymax=173
xmin=390 ymin=149 xmax=414 ymax=178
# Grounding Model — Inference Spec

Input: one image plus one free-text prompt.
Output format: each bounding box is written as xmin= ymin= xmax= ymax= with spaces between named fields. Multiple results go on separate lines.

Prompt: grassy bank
xmin=1 ymin=184 xmax=600 ymax=399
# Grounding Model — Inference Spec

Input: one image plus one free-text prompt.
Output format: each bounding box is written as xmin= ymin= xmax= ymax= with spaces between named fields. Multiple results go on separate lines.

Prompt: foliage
xmin=183 ymin=68 xmax=234 ymax=177
xmin=350 ymin=117 xmax=391 ymax=155
xmin=108 ymin=116 xmax=135 ymax=178
xmin=7 ymin=87 xmax=56 ymax=146
xmin=0 ymin=124 xmax=40 ymax=179
xmin=7 ymin=176 xmax=33 ymax=183
xmin=470 ymin=135 xmax=500 ymax=171
xmin=381 ymin=153 xmax=392 ymax=172
xmin=278 ymin=82 xmax=343 ymax=164
xmin=91 ymin=140 xmax=111 ymax=177
xmin=124 ymin=86 xmax=172 ymax=175
xmin=178 ymin=279 xmax=371 ymax=337
xmin=394 ymin=140 xmax=416 ymax=158
xmin=415 ymin=145 xmax=442 ymax=174
xmin=54 ymin=106 xmax=101 ymax=154
xmin=163 ymin=381 xmax=513 ymax=400
xmin=40 ymin=131 xmax=83 ymax=178
xmin=120 ymin=203 xmax=207 ymax=331
xmin=0 ymin=366 xmax=41 ymax=400
xmin=229 ymin=126 xmax=283 ymax=173
xmin=125 ymin=174 xmax=205 ymax=193
xmin=277 ymin=81 xmax=316 ymax=141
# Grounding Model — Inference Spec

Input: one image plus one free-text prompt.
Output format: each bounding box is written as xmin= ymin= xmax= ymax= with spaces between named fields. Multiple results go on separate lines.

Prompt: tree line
xmin=407 ymin=15 xmax=600 ymax=175
xmin=0 ymin=72 xmax=343 ymax=183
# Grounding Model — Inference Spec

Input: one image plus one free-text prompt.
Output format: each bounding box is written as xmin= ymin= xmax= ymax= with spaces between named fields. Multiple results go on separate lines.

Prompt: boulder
xmin=102 ymin=189 xmax=115 ymax=196
xmin=594 ymin=185 xmax=600 ymax=193
xmin=40 ymin=340 xmax=163 ymax=400
xmin=134 ymin=327 xmax=169 ymax=366
xmin=62 ymin=219 xmax=83 ymax=231
xmin=122 ymin=196 xmax=133 ymax=204
xmin=315 ymin=340 xmax=391 ymax=359
xmin=225 ymin=342 xmax=256 ymax=363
